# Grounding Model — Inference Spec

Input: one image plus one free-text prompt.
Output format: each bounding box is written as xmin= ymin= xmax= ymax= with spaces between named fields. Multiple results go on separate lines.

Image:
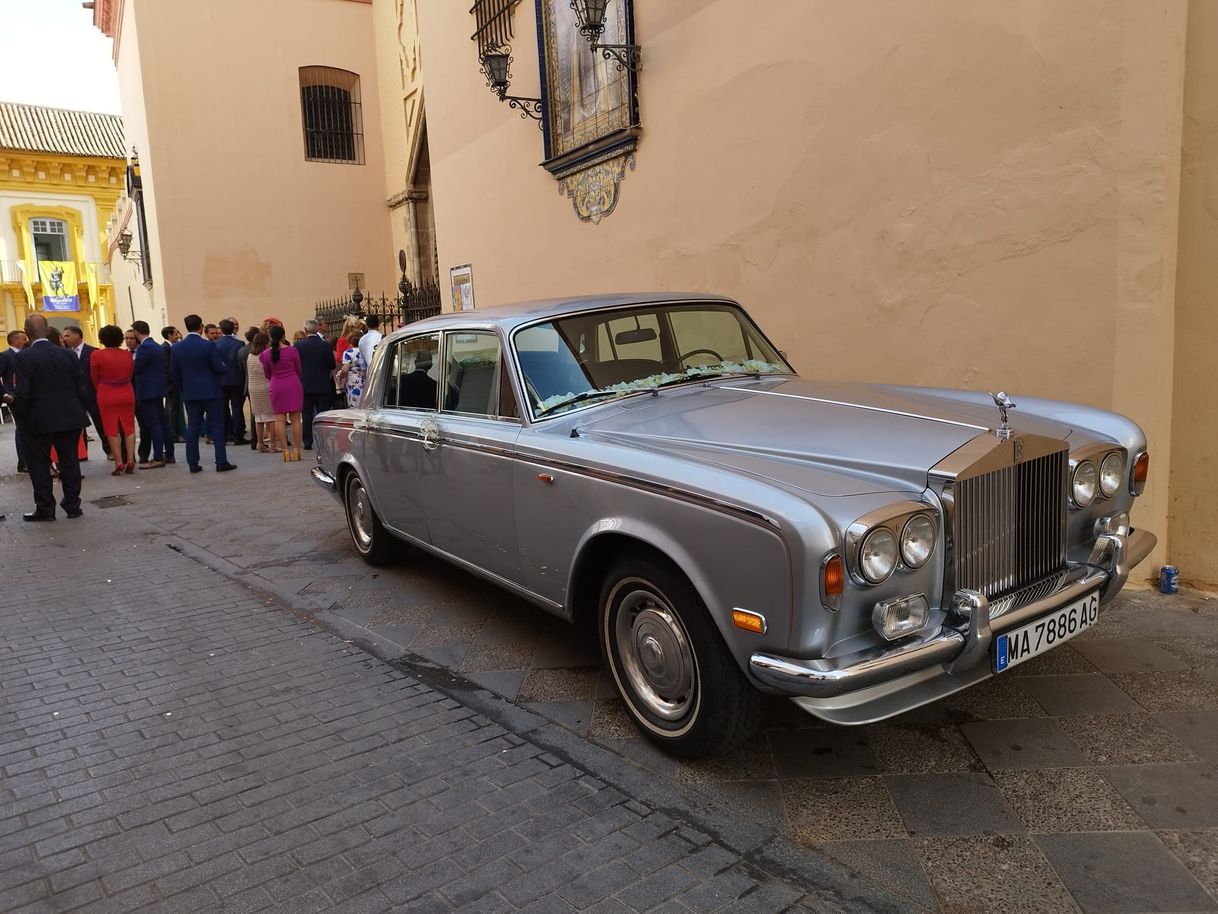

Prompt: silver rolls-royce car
xmin=313 ymin=293 xmax=1155 ymax=758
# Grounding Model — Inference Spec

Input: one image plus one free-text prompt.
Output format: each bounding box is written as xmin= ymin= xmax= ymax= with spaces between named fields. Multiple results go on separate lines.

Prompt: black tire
xmin=343 ymin=473 xmax=397 ymax=566
xmin=599 ymin=553 xmax=762 ymax=759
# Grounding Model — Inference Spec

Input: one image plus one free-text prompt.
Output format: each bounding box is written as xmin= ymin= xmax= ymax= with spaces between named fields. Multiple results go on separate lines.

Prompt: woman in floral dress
xmin=338 ymin=329 xmax=366 ymax=408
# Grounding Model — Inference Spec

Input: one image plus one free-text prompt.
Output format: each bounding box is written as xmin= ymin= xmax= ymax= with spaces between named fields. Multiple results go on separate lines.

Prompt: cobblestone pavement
xmin=0 ymin=428 xmax=907 ymax=912
xmin=3 ymin=424 xmax=1218 ymax=913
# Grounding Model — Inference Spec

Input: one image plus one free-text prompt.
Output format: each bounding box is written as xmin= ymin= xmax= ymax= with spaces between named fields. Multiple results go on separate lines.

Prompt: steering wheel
xmin=678 ymin=347 xmax=725 ymax=367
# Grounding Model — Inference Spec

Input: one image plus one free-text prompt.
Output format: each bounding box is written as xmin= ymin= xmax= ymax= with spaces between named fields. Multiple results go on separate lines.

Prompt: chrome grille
xmin=951 ymin=450 xmax=1067 ymax=600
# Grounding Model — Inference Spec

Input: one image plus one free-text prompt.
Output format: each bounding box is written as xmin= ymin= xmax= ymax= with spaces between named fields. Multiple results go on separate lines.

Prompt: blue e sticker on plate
xmin=994 ymin=634 xmax=1009 ymax=673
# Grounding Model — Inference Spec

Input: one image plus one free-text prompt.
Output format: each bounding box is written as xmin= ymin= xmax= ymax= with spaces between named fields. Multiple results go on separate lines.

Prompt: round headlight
xmin=1072 ymin=460 xmax=1098 ymax=508
xmin=859 ymin=527 xmax=898 ymax=584
xmin=1099 ymin=452 xmax=1124 ymax=498
xmin=900 ymin=514 xmax=936 ymax=568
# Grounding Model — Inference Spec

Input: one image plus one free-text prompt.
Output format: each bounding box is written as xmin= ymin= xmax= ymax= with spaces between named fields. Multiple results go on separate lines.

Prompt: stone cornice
xmin=386 ymin=187 xmax=428 ymax=209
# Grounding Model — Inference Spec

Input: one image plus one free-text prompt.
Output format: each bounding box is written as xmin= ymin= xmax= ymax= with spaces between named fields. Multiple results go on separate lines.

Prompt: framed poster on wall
xmin=450 ymin=264 xmax=475 ymax=311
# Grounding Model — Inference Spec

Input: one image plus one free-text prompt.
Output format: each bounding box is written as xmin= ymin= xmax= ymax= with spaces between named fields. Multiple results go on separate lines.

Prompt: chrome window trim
xmin=375 ymin=330 xmax=442 ymax=412
xmin=438 ymin=329 xmax=523 ymax=425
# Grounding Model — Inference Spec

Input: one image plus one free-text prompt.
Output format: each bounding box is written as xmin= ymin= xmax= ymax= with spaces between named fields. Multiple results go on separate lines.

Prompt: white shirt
xmin=72 ymin=342 xmax=84 ymax=358
xmin=358 ymin=329 xmax=382 ymax=367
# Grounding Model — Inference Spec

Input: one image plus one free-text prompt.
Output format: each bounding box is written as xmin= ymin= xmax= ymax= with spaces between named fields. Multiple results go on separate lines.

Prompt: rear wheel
xmin=344 ymin=473 xmax=396 ymax=566
xmin=599 ymin=554 xmax=762 ymax=759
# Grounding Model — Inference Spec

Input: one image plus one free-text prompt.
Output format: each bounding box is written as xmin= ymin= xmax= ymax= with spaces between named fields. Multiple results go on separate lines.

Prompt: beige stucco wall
xmin=1171 ymin=0 xmax=1218 ymax=589
xmin=107 ymin=1 xmax=164 ymax=332
xmin=113 ymin=0 xmax=394 ymax=334
xmin=410 ymin=0 xmax=1197 ymax=572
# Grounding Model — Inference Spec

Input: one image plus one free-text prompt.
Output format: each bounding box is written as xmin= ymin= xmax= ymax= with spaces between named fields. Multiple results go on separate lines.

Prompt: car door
xmin=361 ymin=332 xmax=440 ymax=546
xmin=418 ymin=329 xmax=523 ymax=584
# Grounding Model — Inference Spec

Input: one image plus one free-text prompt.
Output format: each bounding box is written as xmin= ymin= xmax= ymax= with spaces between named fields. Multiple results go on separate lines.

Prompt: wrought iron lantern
xmin=570 ymin=0 xmax=641 ymax=71
xmin=479 ymin=47 xmax=544 ymax=122
xmin=116 ymin=229 xmax=143 ymax=266
xmin=351 ymin=283 xmax=364 ymax=317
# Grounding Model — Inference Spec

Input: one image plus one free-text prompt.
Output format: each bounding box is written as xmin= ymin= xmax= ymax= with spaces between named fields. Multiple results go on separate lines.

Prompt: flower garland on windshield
xmin=537 ymin=359 xmax=786 ymax=415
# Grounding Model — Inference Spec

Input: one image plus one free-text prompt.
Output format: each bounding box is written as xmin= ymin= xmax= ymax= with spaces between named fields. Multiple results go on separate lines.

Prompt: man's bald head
xmin=24 ymin=314 xmax=48 ymax=339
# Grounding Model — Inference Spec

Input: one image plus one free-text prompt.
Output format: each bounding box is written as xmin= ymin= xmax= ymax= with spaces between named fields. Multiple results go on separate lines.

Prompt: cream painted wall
xmin=1171 ymin=0 xmax=1218 ymax=588
xmin=108 ymin=0 xmax=167 ymax=333
xmin=116 ymin=0 xmax=394 ymax=334
xmin=413 ymin=0 xmax=1196 ymax=570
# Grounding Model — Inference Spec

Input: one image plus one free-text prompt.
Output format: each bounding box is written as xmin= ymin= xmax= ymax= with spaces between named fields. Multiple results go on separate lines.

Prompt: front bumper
xmin=749 ymin=527 xmax=1156 ymax=724
xmin=311 ymin=464 xmax=337 ymax=493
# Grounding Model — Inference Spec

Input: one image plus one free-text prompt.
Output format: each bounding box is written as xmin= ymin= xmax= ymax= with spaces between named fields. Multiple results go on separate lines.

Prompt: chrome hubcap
xmin=348 ymin=482 xmax=373 ymax=550
xmin=614 ymin=589 xmax=695 ymax=722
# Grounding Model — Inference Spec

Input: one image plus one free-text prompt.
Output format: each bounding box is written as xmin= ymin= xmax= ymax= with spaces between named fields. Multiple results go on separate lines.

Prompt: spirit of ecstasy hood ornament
xmin=991 ymin=391 xmax=1016 ymax=440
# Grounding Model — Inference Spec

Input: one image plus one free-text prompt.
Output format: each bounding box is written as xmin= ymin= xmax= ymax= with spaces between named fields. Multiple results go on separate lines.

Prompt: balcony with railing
xmin=0 ymin=260 xmax=113 ymax=287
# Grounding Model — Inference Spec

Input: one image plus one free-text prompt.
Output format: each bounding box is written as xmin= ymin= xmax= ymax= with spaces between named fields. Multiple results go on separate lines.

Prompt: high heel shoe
xmin=125 ymin=461 xmax=136 ymax=474
xmin=292 ymin=449 xmax=301 ymax=462
xmin=283 ymin=450 xmax=291 ymax=463
xmin=111 ymin=466 xmax=125 ymax=477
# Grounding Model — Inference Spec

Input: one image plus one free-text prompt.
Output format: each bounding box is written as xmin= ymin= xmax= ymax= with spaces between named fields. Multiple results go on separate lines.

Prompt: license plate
xmin=993 ymin=590 xmax=1100 ymax=673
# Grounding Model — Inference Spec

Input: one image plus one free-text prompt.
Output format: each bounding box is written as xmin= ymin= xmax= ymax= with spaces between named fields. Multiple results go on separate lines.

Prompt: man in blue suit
xmin=132 ymin=320 xmax=171 ymax=467
xmin=171 ymin=313 xmax=236 ymax=473
xmin=7 ymin=314 xmax=89 ymax=520
xmin=295 ymin=319 xmax=335 ymax=450
xmin=215 ymin=319 xmax=247 ymax=446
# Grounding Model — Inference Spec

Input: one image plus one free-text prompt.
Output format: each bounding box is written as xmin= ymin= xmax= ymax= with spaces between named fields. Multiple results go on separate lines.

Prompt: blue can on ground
xmin=1160 ymin=565 xmax=1179 ymax=594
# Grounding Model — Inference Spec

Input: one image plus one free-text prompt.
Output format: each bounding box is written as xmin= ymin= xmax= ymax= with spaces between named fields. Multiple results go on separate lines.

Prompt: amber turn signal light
xmin=1131 ymin=451 xmax=1149 ymax=496
xmin=731 ymin=609 xmax=766 ymax=634
xmin=823 ymin=555 xmax=845 ymax=597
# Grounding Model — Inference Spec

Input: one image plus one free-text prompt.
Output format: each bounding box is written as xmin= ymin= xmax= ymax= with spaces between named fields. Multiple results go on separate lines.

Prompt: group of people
xmin=1 ymin=311 xmax=381 ymax=521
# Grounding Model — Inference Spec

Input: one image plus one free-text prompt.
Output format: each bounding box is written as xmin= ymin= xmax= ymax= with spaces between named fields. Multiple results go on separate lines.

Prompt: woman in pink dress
xmin=259 ymin=325 xmax=304 ymax=462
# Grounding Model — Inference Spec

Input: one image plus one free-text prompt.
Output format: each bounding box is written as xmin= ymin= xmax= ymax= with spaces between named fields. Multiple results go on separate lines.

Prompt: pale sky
xmin=0 ymin=0 xmax=122 ymax=114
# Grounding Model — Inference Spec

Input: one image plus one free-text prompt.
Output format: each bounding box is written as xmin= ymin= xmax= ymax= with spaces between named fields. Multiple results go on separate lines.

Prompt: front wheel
xmin=599 ymin=555 xmax=762 ymax=759
xmin=344 ymin=472 xmax=396 ymax=566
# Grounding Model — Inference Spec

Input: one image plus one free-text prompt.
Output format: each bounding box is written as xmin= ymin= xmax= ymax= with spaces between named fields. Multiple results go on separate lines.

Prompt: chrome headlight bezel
xmin=846 ymin=501 xmax=939 ymax=586
xmin=1099 ymin=452 xmax=1124 ymax=498
xmin=1070 ymin=459 xmax=1098 ymax=509
xmin=858 ymin=527 xmax=898 ymax=585
xmin=899 ymin=513 xmax=937 ymax=569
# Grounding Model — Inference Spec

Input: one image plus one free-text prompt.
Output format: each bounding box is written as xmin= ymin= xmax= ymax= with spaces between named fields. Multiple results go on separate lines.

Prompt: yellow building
xmin=0 ymin=101 xmax=125 ymax=343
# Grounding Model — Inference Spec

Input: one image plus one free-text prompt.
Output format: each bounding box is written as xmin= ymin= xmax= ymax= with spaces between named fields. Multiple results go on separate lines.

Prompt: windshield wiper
xmin=535 ymin=389 xmax=625 ymax=417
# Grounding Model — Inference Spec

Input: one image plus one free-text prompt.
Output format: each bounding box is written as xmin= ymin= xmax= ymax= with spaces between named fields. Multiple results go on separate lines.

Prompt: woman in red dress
xmin=90 ymin=325 xmax=137 ymax=475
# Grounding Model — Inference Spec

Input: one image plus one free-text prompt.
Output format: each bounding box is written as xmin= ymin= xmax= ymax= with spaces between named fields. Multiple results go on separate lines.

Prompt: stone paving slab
xmin=0 ymin=428 xmax=909 ymax=913
xmin=4 ymin=423 xmax=1218 ymax=913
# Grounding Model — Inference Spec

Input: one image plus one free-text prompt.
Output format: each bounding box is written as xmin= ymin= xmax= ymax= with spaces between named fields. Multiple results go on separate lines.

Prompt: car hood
xmin=578 ymin=377 xmax=1072 ymax=496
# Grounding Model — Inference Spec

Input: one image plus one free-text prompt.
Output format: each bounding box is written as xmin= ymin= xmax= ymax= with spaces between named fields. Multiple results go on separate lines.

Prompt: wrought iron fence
xmin=315 ymin=277 xmax=443 ymax=341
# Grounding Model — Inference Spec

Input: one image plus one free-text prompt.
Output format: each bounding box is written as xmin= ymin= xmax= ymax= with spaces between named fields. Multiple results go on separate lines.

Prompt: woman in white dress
xmin=246 ymin=333 xmax=280 ymax=452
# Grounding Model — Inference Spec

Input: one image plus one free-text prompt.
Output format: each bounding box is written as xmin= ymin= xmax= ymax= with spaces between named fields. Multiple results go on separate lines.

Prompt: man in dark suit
xmin=399 ymin=351 xmax=438 ymax=409
xmin=8 ymin=314 xmax=89 ymax=520
xmin=62 ymin=325 xmax=109 ymax=460
xmin=215 ymin=319 xmax=247 ymax=445
xmin=171 ymin=313 xmax=236 ymax=473
xmin=161 ymin=326 xmax=183 ymax=443
xmin=295 ymin=319 xmax=335 ymax=450
xmin=1 ymin=329 xmax=29 ymax=472
xmin=132 ymin=320 xmax=171 ymax=467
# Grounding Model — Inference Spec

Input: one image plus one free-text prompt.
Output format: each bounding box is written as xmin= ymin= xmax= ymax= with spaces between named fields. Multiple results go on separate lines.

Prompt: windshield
xmin=513 ymin=303 xmax=793 ymax=419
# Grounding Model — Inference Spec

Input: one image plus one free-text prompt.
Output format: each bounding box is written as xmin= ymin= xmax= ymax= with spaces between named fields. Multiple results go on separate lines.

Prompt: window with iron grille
xmin=299 ymin=66 xmax=365 ymax=164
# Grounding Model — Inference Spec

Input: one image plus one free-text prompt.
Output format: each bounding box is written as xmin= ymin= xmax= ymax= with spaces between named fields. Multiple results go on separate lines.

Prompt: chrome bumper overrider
xmin=311 ymin=465 xmax=337 ymax=492
xmin=750 ymin=527 xmax=1156 ymax=700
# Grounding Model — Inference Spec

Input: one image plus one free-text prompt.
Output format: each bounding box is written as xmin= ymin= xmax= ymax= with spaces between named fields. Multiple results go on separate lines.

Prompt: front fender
xmin=566 ymin=512 xmax=795 ymax=677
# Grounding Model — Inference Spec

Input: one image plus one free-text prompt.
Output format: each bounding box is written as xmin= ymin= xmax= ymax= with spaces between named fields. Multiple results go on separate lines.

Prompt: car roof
xmin=390 ymin=291 xmax=741 ymax=338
